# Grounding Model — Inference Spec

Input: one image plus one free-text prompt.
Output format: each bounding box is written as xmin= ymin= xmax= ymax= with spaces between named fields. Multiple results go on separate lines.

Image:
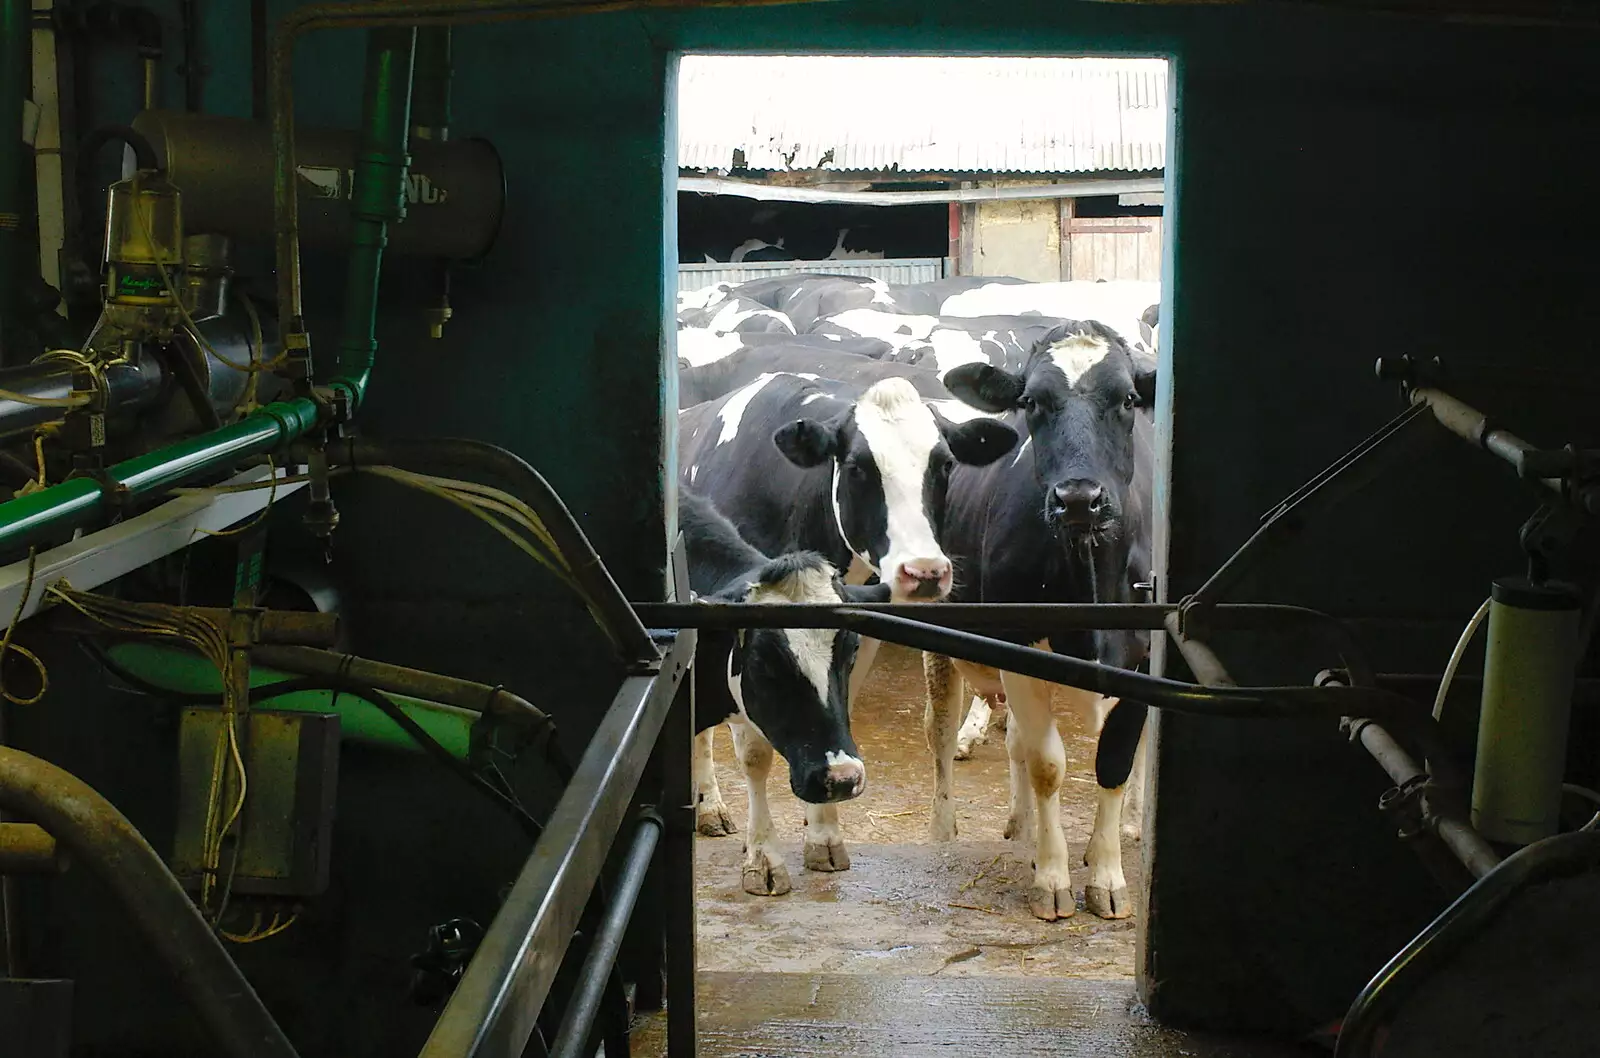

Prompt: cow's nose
xmin=895 ymin=558 xmax=952 ymax=599
xmin=1049 ymin=480 xmax=1106 ymax=527
xmin=824 ymin=755 xmax=866 ymax=800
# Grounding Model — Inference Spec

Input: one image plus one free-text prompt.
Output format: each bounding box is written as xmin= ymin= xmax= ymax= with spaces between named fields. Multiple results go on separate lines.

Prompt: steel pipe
xmin=1335 ymin=830 xmax=1600 ymax=1058
xmin=253 ymin=645 xmax=554 ymax=740
xmin=0 ymin=823 xmax=66 ymax=874
xmin=418 ymin=630 xmax=693 ymax=1058
xmin=547 ymin=815 xmax=662 ymax=1058
xmin=0 ymin=746 xmax=299 ymax=1058
xmin=324 ymin=437 xmax=659 ymax=664
xmin=268 ymin=0 xmax=845 ymax=374
xmin=0 ymin=396 xmax=322 ymax=557
xmin=1410 ymin=386 xmax=1600 ymax=513
xmin=637 ymin=600 xmax=1374 ymax=684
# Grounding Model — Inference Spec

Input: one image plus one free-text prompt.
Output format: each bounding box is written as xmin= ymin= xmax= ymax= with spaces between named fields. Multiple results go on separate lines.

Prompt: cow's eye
xmin=1019 ymin=395 xmax=1037 ymax=412
xmin=1123 ymin=391 xmax=1138 ymax=411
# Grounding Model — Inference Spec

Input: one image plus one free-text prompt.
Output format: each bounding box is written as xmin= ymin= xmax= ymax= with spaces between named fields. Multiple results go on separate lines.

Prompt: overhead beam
xmin=678 ymin=176 xmax=1165 ymax=206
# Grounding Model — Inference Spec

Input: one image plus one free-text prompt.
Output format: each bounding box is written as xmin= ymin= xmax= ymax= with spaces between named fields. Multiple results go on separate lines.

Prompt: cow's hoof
xmin=1004 ymin=816 xmax=1034 ymax=843
xmin=928 ymin=811 xmax=958 ymax=843
xmin=1029 ymin=885 xmax=1076 ymax=922
xmin=1085 ymin=885 xmax=1133 ymax=919
xmin=696 ymin=803 xmax=737 ymax=837
xmin=742 ymin=860 xmax=792 ymax=896
xmin=804 ymin=841 xmax=851 ymax=872
xmin=954 ymin=741 xmax=975 ymax=761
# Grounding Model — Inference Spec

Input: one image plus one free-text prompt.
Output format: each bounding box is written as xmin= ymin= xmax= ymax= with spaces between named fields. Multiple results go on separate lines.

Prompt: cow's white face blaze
xmin=848 ymin=379 xmax=952 ymax=600
xmin=773 ymin=378 xmax=1019 ymax=604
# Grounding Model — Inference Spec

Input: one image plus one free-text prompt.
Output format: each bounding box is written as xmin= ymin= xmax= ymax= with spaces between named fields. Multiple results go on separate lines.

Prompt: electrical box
xmin=171 ymin=708 xmax=339 ymax=897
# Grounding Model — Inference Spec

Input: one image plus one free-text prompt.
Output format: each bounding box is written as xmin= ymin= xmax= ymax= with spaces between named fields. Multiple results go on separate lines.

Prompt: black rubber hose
xmin=78 ymin=123 xmax=159 ymax=174
xmin=83 ymin=642 xmax=542 ymax=837
xmin=320 ymin=437 xmax=658 ymax=665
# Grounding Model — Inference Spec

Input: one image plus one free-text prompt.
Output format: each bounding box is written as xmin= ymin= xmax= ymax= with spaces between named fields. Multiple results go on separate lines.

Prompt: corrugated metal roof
xmin=677 ymin=56 xmax=1167 ymax=175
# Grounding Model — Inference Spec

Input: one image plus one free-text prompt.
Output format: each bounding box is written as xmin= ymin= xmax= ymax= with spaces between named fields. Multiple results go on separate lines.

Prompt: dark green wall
xmin=29 ymin=0 xmax=1600 ymax=1050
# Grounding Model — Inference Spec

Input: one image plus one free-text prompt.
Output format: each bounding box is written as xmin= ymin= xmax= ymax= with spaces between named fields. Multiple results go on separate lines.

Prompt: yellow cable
xmin=196 ymin=456 xmax=279 ymax=538
xmin=0 ymin=387 xmax=89 ymax=409
xmin=0 ymin=546 xmax=48 ymax=706
xmin=32 ymin=434 xmax=45 ymax=486
xmin=129 ymin=173 xmax=284 ymax=375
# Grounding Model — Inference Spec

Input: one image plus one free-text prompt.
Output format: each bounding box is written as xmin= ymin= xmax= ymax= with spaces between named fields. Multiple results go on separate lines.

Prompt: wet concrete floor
xmin=631 ymin=975 xmax=1307 ymax=1058
xmin=691 ymin=643 xmax=1141 ymax=979
xmin=629 ymin=646 xmax=1311 ymax=1056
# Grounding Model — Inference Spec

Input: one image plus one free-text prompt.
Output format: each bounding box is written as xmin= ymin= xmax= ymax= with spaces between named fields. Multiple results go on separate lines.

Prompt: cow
xmin=923 ymin=319 xmax=1155 ymax=922
xmin=886 ymin=275 xmax=1029 ymax=316
xmin=906 ymin=314 xmax=1078 ymax=378
xmin=730 ymin=274 xmax=897 ymax=333
xmin=681 ymin=487 xmax=891 ymax=894
xmin=806 ymin=308 xmax=940 ymax=359
xmin=678 ymin=345 xmax=950 ymax=409
xmin=679 ymin=296 xmax=796 ymax=335
xmin=939 ymin=279 xmax=1160 ymax=359
xmin=681 ymin=372 xmax=1020 ymax=872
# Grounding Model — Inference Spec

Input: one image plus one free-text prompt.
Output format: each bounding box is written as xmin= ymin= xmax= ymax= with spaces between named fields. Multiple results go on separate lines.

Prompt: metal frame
xmin=418 ymin=629 xmax=695 ymax=1058
xmin=0 ymin=464 xmax=306 ymax=622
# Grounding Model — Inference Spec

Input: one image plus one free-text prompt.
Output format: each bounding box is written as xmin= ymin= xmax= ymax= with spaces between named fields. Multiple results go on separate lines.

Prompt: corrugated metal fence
xmin=678 ymin=257 xmax=950 ymax=292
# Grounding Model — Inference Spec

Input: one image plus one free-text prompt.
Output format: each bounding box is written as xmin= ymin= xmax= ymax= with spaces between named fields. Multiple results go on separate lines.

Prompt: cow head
xmin=707 ymin=554 xmax=892 ymax=803
xmin=945 ymin=321 xmax=1155 ymax=552
xmin=769 ymin=378 xmax=1018 ymax=601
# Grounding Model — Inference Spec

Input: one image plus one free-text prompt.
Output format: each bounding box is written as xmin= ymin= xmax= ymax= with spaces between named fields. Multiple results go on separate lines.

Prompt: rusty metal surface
xmin=0 ymin=746 xmax=299 ymax=1058
xmin=0 ymin=823 xmax=65 ymax=874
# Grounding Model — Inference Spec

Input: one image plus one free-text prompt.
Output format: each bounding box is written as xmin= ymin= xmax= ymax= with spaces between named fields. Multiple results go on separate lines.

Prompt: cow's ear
xmin=773 ymin=418 xmax=837 ymax=468
xmin=839 ymin=582 xmax=893 ymax=604
xmin=1131 ymin=355 xmax=1158 ymax=409
xmin=944 ymin=364 xmax=1025 ymax=413
xmin=942 ymin=417 xmax=1019 ymax=466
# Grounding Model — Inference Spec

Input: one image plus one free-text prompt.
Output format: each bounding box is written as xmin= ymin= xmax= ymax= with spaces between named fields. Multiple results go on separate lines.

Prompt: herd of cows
xmin=673 ymin=272 xmax=1161 ymax=923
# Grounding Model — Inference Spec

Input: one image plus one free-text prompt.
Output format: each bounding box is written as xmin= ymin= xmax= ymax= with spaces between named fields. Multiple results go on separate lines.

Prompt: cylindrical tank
xmin=130 ymin=110 xmax=504 ymax=261
xmin=1471 ymin=576 xmax=1584 ymax=845
xmin=103 ymin=170 xmax=184 ymax=305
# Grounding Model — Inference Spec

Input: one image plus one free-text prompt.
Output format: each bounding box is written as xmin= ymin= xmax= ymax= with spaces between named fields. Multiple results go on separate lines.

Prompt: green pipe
xmin=331 ymin=27 xmax=416 ymax=414
xmin=0 ymin=398 xmax=323 ymax=554
xmin=0 ymin=0 xmax=28 ymax=353
xmin=107 ymin=642 xmax=475 ymax=760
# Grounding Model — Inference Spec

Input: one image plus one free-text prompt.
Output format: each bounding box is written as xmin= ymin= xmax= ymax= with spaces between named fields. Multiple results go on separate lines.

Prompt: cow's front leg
xmin=1084 ymin=699 xmax=1146 ymax=919
xmin=923 ymin=651 xmax=962 ymax=841
xmin=1002 ymin=669 xmax=1086 ymax=922
xmin=1121 ymin=718 xmax=1149 ymax=842
xmin=1002 ymin=713 xmax=1034 ymax=843
xmin=729 ymin=718 xmax=790 ymax=896
xmin=693 ymin=727 xmax=737 ymax=837
xmin=802 ymin=802 xmax=850 ymax=871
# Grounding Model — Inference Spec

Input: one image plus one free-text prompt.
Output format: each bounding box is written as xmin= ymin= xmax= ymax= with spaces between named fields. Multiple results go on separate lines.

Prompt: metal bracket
xmin=1179 ymin=398 xmax=1438 ymax=635
xmin=1519 ymin=502 xmax=1584 ymax=584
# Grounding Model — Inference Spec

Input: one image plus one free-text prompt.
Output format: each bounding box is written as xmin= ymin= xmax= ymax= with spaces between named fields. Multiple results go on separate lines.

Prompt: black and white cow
xmin=886 ymin=275 xmax=1030 ymax=316
xmin=678 ymin=345 xmax=950 ymax=409
xmin=925 ymin=320 xmax=1155 ymax=922
xmin=732 ymin=274 xmax=898 ymax=333
xmin=678 ymin=296 xmax=796 ymax=334
xmin=682 ymin=487 xmax=891 ymax=894
xmin=680 ymin=372 xmax=1020 ymax=872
